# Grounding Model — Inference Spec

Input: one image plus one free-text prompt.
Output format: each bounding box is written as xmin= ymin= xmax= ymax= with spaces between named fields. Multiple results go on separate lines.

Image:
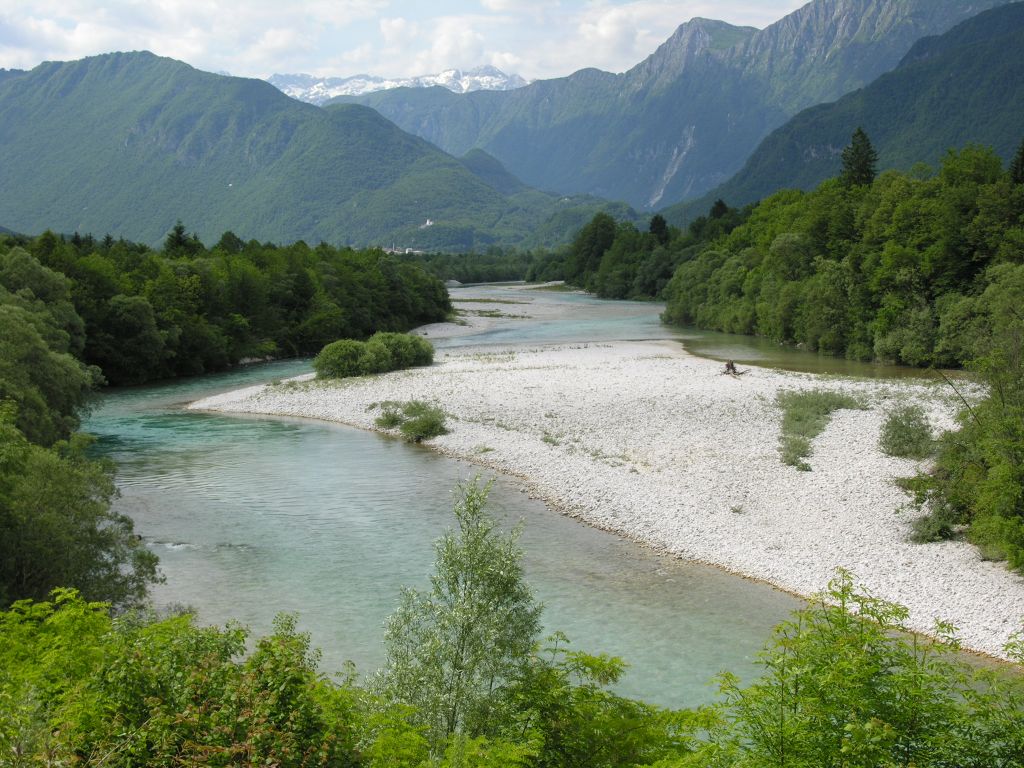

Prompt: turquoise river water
xmin=84 ymin=286 xmax=911 ymax=709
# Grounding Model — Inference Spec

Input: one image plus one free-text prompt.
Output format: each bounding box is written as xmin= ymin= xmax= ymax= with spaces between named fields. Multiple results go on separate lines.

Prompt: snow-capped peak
xmin=268 ymin=67 xmax=529 ymax=105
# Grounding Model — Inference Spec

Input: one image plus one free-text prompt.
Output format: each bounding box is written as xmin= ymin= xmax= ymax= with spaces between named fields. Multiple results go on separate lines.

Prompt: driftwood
xmin=722 ymin=361 xmax=748 ymax=377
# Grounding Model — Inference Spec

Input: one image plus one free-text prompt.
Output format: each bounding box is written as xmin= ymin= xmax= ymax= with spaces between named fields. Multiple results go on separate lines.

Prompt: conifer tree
xmin=649 ymin=213 xmax=669 ymax=245
xmin=1010 ymin=138 xmax=1024 ymax=185
xmin=840 ymin=127 xmax=878 ymax=187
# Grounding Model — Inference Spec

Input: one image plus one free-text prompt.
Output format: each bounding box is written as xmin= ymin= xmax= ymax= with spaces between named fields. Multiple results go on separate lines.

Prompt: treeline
xmin=0 ymin=224 xmax=453 ymax=611
xmin=1 ymin=224 xmax=451 ymax=386
xmin=555 ymin=139 xmax=1024 ymax=370
xmin=535 ymin=200 xmax=748 ymax=301
xmin=0 ymin=244 xmax=157 ymax=609
xmin=3 ymin=484 xmax=1022 ymax=766
xmin=396 ymin=249 xmax=544 ymax=285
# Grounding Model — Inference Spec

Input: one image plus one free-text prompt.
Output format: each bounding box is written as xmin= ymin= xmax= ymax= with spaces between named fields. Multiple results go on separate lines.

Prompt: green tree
xmin=649 ymin=214 xmax=670 ymax=246
xmin=375 ymin=478 xmax=542 ymax=754
xmin=564 ymin=212 xmax=616 ymax=286
xmin=0 ymin=406 xmax=159 ymax=609
xmin=0 ymin=593 xmax=360 ymax=766
xmin=840 ymin=128 xmax=878 ymax=187
xmin=0 ymin=302 xmax=99 ymax=446
xmin=691 ymin=571 xmax=981 ymax=767
xmin=1011 ymin=137 xmax=1024 ymax=185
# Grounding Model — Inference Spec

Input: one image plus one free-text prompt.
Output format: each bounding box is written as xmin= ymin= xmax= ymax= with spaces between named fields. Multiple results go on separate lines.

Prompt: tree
xmin=163 ymin=220 xmax=203 ymax=258
xmin=840 ymin=128 xmax=878 ymax=187
xmin=375 ymin=478 xmax=542 ymax=754
xmin=564 ymin=212 xmax=616 ymax=285
xmin=709 ymin=199 xmax=729 ymax=219
xmin=0 ymin=405 xmax=160 ymax=609
xmin=0 ymin=302 xmax=99 ymax=446
xmin=694 ymin=571 xmax=979 ymax=766
xmin=1011 ymin=138 xmax=1024 ymax=185
xmin=649 ymin=214 xmax=669 ymax=246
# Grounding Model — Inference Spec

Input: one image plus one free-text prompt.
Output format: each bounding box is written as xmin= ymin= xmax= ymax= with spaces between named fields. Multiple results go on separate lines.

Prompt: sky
xmin=0 ymin=1 xmax=808 ymax=82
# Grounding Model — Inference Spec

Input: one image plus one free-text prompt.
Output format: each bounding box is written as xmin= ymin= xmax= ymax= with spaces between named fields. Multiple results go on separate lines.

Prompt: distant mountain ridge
xmin=337 ymin=0 xmax=1009 ymax=209
xmin=0 ymin=52 xmax=630 ymax=250
xmin=664 ymin=1 xmax=1024 ymax=224
xmin=269 ymin=66 xmax=528 ymax=105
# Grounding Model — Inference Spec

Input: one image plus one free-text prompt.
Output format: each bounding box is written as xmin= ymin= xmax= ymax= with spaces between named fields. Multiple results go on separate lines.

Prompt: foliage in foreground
xmin=678 ymin=571 xmax=1024 ymax=768
xmin=3 ymin=559 xmax=1024 ymax=765
xmin=314 ymin=333 xmax=434 ymax=380
xmin=374 ymin=479 xmax=543 ymax=751
xmin=0 ymin=591 xmax=361 ymax=766
xmin=0 ymin=407 xmax=159 ymax=611
xmin=775 ymin=389 xmax=864 ymax=470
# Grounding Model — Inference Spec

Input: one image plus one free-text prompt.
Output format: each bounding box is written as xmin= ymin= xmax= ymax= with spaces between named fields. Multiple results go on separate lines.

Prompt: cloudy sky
xmin=0 ymin=1 xmax=807 ymax=81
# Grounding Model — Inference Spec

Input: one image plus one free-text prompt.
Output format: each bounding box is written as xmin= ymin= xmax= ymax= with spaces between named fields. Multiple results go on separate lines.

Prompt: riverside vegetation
xmin=314 ymin=333 xmax=435 ymax=379
xmin=538 ymin=133 xmax=1024 ymax=575
xmin=3 ymin=211 xmax=1023 ymax=762
xmin=0 ymin=227 xmax=450 ymax=611
xmin=2 ymin=481 xmax=1023 ymax=766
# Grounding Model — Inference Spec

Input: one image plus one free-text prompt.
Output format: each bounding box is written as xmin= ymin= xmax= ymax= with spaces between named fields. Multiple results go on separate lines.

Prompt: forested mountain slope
xmin=666 ymin=2 xmax=1024 ymax=224
xmin=338 ymin=0 xmax=1008 ymax=209
xmin=0 ymin=52 xmax=628 ymax=250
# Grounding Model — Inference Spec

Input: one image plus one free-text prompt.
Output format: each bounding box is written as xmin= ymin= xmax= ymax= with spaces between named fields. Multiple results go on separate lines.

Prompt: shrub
xmin=314 ymin=334 xmax=434 ymax=379
xmin=408 ymin=335 xmax=435 ymax=366
xmin=373 ymin=332 xmax=435 ymax=367
xmin=358 ymin=338 xmax=394 ymax=374
xmin=371 ymin=400 xmax=449 ymax=442
xmin=880 ymin=403 xmax=934 ymax=458
xmin=313 ymin=339 xmax=364 ymax=378
xmin=374 ymin=404 xmax=404 ymax=429
xmin=399 ymin=401 xmax=449 ymax=443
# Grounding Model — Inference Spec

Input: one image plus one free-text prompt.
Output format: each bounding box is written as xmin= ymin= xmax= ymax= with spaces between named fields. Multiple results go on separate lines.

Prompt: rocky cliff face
xmin=341 ymin=0 xmax=1009 ymax=209
xmin=663 ymin=1 xmax=1024 ymax=224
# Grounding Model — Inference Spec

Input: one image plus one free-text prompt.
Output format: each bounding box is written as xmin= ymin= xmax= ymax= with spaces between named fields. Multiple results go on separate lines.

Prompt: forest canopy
xmin=0 ymin=226 xmax=451 ymax=386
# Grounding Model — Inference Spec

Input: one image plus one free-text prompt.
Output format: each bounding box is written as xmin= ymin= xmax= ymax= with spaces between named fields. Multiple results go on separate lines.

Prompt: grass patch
xmin=777 ymin=389 xmax=865 ymax=470
xmin=372 ymin=400 xmax=449 ymax=443
xmin=879 ymin=404 xmax=934 ymax=459
xmin=541 ymin=432 xmax=560 ymax=446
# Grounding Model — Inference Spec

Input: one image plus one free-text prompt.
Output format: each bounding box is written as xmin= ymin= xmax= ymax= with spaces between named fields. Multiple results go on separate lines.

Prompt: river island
xmin=190 ymin=285 xmax=1024 ymax=661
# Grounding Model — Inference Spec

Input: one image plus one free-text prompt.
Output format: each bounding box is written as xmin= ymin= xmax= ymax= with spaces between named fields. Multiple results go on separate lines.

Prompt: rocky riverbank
xmin=190 ymin=333 xmax=1024 ymax=660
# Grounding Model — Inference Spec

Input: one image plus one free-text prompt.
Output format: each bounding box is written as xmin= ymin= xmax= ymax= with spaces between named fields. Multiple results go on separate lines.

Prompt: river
xmin=86 ymin=285 xmax=898 ymax=708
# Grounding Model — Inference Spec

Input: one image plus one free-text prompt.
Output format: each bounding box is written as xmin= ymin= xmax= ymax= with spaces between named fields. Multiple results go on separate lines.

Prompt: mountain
xmin=335 ymin=0 xmax=1009 ymax=210
xmin=269 ymin=66 xmax=528 ymax=105
xmin=0 ymin=69 xmax=25 ymax=86
xmin=0 ymin=52 xmax=631 ymax=250
xmin=665 ymin=2 xmax=1024 ymax=224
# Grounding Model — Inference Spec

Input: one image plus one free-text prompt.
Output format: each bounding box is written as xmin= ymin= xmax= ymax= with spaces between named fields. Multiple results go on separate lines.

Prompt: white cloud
xmin=380 ymin=16 xmax=419 ymax=46
xmin=0 ymin=0 xmax=808 ymax=79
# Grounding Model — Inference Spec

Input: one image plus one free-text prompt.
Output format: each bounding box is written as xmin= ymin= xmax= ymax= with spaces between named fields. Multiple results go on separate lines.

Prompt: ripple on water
xmin=86 ymin=307 xmax=810 ymax=708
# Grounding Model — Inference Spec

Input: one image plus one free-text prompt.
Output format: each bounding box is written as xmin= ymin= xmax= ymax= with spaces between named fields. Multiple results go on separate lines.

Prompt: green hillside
xmin=0 ymin=52 xmax=628 ymax=250
xmin=335 ymin=0 xmax=1009 ymax=210
xmin=665 ymin=2 xmax=1024 ymax=224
